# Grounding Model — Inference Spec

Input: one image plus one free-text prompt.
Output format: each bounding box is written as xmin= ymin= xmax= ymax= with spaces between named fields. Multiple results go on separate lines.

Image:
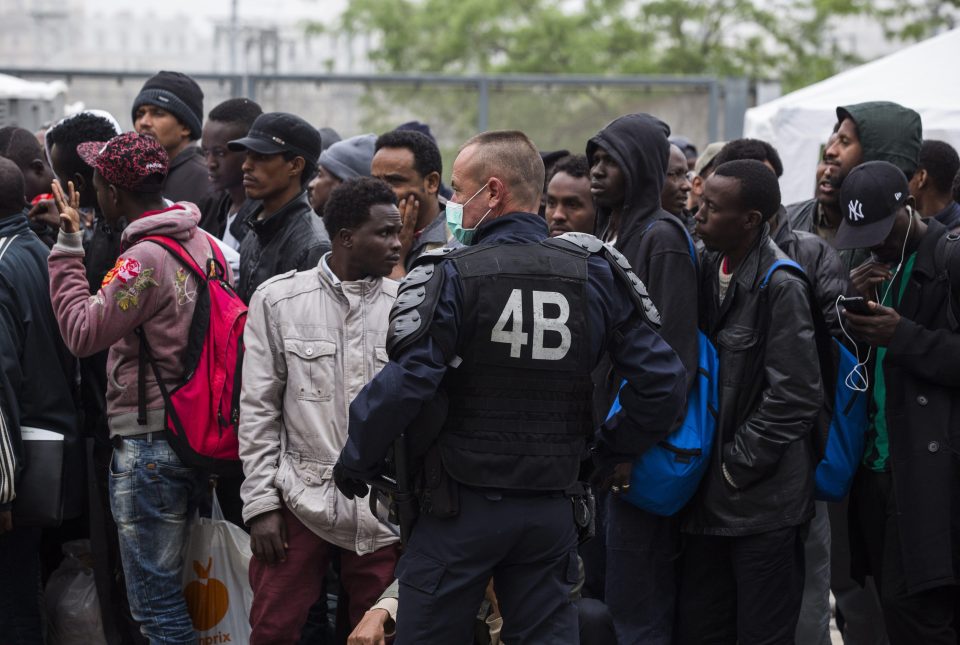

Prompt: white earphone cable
xmin=837 ymin=209 xmax=914 ymax=392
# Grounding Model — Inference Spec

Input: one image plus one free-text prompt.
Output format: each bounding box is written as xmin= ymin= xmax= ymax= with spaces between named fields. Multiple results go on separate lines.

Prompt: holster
xmin=567 ymin=482 xmax=596 ymax=544
xmin=368 ymin=434 xmax=420 ymax=545
xmin=418 ymin=444 xmax=460 ymax=518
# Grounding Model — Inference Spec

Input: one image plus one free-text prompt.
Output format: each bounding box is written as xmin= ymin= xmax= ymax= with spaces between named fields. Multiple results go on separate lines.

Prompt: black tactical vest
xmin=439 ymin=242 xmax=594 ymax=491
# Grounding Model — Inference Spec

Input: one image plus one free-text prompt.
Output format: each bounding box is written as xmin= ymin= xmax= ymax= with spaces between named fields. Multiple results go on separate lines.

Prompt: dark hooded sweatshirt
xmin=587 ymin=114 xmax=698 ymax=407
xmin=837 ymin=101 xmax=922 ymax=178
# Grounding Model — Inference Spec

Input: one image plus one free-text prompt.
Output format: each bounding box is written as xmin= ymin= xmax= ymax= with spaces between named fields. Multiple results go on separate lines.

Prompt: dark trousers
xmin=827 ymin=496 xmax=888 ymax=645
xmin=853 ymin=469 xmax=960 ymax=644
xmin=249 ymin=507 xmax=399 ymax=645
xmin=604 ymin=495 xmax=679 ymax=645
xmin=395 ymin=486 xmax=579 ymax=645
xmin=675 ymin=525 xmax=806 ymax=645
xmin=0 ymin=525 xmax=43 ymax=645
xmin=578 ymin=597 xmax=616 ymax=645
xmin=795 ymin=501 xmax=832 ymax=645
xmin=577 ymin=489 xmax=606 ymax=601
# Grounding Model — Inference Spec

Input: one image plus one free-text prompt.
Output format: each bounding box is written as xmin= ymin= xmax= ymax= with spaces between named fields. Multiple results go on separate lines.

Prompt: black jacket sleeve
xmin=0 ymin=285 xmax=22 ymax=507
xmin=594 ymin=260 xmax=687 ymax=461
xmin=628 ymin=220 xmax=699 ymax=392
xmin=811 ymin=239 xmax=850 ymax=338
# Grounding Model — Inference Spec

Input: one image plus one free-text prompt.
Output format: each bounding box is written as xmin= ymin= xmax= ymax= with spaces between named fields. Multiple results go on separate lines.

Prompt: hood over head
xmin=837 ymin=101 xmax=922 ymax=177
xmin=586 ymin=113 xmax=671 ymax=241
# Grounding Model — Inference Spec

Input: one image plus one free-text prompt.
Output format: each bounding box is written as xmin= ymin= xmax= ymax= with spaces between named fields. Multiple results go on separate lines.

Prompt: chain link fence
xmin=1 ymin=69 xmax=754 ymax=175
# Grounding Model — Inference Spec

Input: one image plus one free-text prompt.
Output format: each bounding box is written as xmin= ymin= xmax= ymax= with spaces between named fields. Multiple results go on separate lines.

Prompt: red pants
xmin=249 ymin=506 xmax=400 ymax=644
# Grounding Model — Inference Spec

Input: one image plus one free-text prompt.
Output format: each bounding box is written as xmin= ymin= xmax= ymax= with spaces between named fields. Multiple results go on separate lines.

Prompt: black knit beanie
xmin=131 ymin=71 xmax=204 ymax=140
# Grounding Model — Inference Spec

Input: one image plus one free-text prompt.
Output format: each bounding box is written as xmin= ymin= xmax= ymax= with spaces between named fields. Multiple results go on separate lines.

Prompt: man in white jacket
xmin=239 ymin=177 xmax=403 ymax=643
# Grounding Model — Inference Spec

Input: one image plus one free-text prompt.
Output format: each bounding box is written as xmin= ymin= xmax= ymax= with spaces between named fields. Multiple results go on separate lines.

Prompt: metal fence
xmin=1 ymin=69 xmax=754 ymax=171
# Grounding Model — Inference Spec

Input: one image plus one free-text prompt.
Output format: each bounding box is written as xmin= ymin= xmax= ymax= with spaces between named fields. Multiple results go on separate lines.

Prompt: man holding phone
xmin=834 ymin=160 xmax=960 ymax=644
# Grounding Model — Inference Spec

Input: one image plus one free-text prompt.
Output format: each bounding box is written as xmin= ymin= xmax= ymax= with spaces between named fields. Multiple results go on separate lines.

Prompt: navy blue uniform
xmin=339 ymin=213 xmax=685 ymax=644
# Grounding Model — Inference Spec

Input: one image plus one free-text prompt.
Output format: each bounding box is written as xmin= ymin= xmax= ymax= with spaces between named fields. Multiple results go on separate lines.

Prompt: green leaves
xmin=328 ymin=0 xmax=956 ymax=91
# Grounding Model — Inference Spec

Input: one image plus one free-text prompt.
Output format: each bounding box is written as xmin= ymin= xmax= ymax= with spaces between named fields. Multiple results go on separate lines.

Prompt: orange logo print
xmin=185 ymin=557 xmax=229 ymax=631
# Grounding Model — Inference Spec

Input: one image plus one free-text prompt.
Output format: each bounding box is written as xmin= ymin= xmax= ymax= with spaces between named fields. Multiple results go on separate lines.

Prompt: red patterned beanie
xmin=77 ymin=132 xmax=168 ymax=192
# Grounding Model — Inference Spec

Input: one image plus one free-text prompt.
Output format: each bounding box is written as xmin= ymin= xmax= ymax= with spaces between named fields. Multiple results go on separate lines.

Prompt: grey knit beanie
xmin=318 ymin=134 xmax=376 ymax=180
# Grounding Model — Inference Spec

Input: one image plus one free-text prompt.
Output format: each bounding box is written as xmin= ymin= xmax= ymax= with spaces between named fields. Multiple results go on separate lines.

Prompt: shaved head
xmin=459 ymin=130 xmax=544 ymax=209
xmin=0 ymin=157 xmax=27 ymax=217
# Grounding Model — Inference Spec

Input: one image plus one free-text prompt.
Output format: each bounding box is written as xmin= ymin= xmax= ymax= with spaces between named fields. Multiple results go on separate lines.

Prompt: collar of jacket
xmin=0 ymin=212 xmax=31 ymax=237
xmin=473 ymin=211 xmax=549 ymax=246
xmin=316 ymin=259 xmax=388 ymax=301
xmin=733 ymin=223 xmax=774 ymax=293
xmin=246 ymin=190 xmax=312 ymax=240
xmin=772 ymin=205 xmax=796 ymax=247
xmin=169 ymin=144 xmax=202 ymax=170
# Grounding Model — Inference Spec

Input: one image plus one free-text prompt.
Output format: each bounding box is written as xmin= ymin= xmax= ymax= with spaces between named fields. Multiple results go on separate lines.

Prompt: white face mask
xmin=445 ymin=184 xmax=491 ymax=245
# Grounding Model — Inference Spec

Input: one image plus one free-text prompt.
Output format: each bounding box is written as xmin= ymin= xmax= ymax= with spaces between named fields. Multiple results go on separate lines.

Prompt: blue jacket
xmin=339 ymin=212 xmax=686 ymax=480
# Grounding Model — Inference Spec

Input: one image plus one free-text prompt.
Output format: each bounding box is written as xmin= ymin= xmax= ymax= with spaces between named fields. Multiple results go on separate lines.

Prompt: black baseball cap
xmin=228 ymin=112 xmax=321 ymax=164
xmin=669 ymin=135 xmax=698 ymax=160
xmin=834 ymin=161 xmax=911 ymax=250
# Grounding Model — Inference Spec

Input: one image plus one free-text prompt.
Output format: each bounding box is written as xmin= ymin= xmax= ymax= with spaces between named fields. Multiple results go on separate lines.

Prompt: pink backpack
xmin=135 ymin=234 xmax=246 ymax=475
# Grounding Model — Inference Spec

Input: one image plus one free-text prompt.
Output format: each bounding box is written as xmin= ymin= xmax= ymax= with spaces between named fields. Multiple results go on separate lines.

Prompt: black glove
xmin=333 ymin=461 xmax=369 ymax=500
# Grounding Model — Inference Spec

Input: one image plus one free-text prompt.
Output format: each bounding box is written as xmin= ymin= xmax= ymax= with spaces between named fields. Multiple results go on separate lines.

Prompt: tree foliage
xmin=328 ymin=0 xmax=957 ymax=91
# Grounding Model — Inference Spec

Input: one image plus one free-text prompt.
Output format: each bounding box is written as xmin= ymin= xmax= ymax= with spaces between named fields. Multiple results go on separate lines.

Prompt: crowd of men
xmin=0 ymin=68 xmax=958 ymax=645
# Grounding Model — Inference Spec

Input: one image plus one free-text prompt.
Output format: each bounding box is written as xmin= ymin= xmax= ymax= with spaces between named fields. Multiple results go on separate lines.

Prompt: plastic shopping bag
xmin=45 ymin=539 xmax=108 ymax=645
xmin=182 ymin=490 xmax=253 ymax=643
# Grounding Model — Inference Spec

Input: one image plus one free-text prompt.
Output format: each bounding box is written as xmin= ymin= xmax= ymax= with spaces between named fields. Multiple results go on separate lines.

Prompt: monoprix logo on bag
xmin=185 ymin=557 xmax=233 ymax=643
xmin=182 ymin=492 xmax=253 ymax=643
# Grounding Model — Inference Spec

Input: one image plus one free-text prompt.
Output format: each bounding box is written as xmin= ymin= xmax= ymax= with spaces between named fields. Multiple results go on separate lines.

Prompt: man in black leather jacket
xmin=676 ymin=160 xmax=822 ymax=645
xmin=712 ymin=139 xmax=850 ymax=645
xmin=229 ymin=112 xmax=331 ymax=303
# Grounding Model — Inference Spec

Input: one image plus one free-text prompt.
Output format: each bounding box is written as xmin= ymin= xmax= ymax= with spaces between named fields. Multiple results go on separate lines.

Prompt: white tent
xmin=744 ymin=28 xmax=960 ymax=206
xmin=0 ymin=74 xmax=66 ymax=102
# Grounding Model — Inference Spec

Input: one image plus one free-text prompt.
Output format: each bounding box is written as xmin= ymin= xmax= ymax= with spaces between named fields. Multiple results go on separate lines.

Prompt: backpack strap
xmin=759 ymin=258 xmax=836 ymax=456
xmin=934 ymin=232 xmax=960 ymax=331
xmin=136 ymin=233 xmax=227 ymax=282
xmin=759 ymin=258 xmax=804 ymax=290
xmin=132 ymin=233 xmax=223 ymax=426
xmin=759 ymin=258 xmax=831 ymax=364
xmin=642 ymin=215 xmax=698 ymax=270
xmin=137 ymin=335 xmax=148 ymax=426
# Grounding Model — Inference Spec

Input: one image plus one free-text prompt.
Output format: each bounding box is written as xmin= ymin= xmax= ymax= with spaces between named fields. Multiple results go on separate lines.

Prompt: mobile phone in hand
xmin=839 ymin=296 xmax=874 ymax=316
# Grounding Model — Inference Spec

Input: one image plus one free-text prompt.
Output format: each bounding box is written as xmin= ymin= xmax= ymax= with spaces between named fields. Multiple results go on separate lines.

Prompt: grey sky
xmin=86 ymin=0 xmax=346 ymax=25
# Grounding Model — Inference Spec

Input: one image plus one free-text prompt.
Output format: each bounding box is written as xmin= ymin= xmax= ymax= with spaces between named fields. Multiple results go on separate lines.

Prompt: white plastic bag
xmin=182 ymin=490 xmax=253 ymax=643
xmin=45 ymin=539 xmax=108 ymax=645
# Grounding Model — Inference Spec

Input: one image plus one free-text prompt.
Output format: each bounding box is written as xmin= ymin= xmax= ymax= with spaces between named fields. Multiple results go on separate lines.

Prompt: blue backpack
xmin=605 ymin=217 xmax=719 ymax=517
xmin=760 ymin=260 xmax=868 ymax=502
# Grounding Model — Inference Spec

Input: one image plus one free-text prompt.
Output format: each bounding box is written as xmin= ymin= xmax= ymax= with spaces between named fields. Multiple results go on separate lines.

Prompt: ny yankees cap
xmin=834 ymin=161 xmax=911 ymax=250
xmin=228 ymin=112 xmax=322 ymax=164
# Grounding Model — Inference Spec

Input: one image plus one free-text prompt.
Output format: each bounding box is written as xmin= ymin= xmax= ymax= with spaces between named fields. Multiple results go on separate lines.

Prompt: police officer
xmin=334 ymin=130 xmax=687 ymax=644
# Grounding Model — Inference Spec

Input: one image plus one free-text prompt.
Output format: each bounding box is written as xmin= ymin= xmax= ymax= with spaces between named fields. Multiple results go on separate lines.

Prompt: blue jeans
xmin=109 ymin=437 xmax=206 ymax=645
